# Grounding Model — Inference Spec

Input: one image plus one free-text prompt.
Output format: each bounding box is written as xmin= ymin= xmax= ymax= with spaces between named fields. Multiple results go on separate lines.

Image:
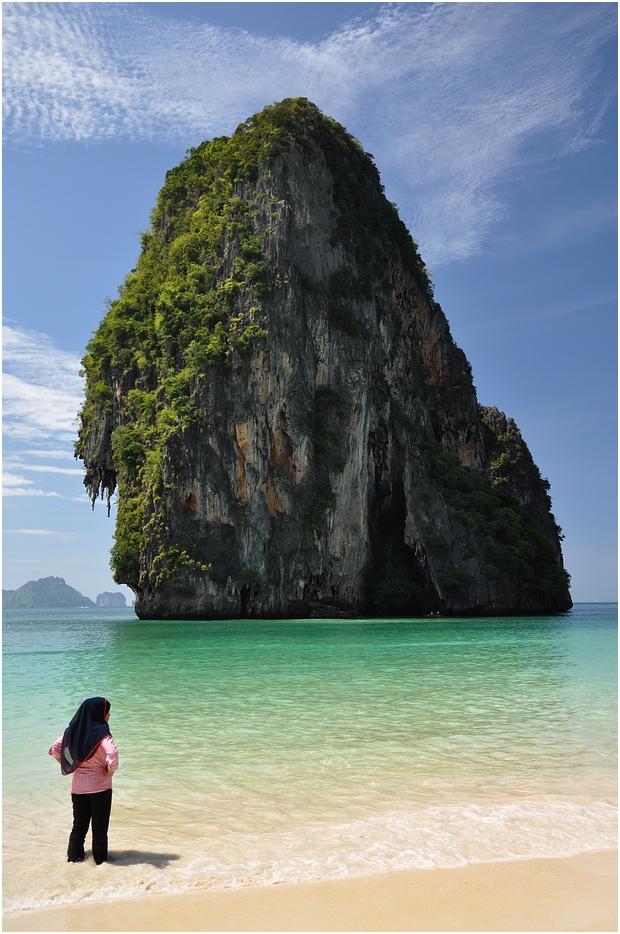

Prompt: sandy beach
xmin=3 ymin=849 xmax=616 ymax=932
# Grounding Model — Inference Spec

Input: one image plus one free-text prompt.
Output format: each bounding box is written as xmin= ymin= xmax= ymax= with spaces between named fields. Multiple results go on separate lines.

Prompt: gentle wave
xmin=4 ymin=798 xmax=617 ymax=912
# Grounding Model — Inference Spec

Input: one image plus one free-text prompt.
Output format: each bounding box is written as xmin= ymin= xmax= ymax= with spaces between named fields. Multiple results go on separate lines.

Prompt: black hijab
xmin=60 ymin=697 xmax=111 ymax=775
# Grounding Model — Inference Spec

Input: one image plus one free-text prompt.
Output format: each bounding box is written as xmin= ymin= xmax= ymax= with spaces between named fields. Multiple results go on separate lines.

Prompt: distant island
xmin=3 ymin=576 xmax=95 ymax=608
xmin=96 ymin=591 xmax=127 ymax=607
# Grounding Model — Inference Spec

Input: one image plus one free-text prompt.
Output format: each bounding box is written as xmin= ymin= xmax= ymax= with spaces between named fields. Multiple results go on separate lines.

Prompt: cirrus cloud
xmin=4 ymin=528 xmax=79 ymax=537
xmin=3 ymin=472 xmax=34 ymax=487
xmin=2 ymin=486 xmax=62 ymax=498
xmin=3 ymin=2 xmax=616 ymax=264
xmin=3 ymin=324 xmax=84 ymax=442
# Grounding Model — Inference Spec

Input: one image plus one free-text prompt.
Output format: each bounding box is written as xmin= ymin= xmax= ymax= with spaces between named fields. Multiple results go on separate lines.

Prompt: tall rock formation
xmin=76 ymin=98 xmax=571 ymax=619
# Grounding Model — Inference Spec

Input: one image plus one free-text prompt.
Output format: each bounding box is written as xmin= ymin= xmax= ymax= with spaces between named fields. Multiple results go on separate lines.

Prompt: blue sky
xmin=3 ymin=2 xmax=617 ymax=604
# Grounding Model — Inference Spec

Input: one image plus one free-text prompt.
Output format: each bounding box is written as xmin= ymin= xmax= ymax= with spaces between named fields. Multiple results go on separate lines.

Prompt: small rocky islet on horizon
xmin=76 ymin=98 xmax=571 ymax=621
xmin=2 ymin=577 xmax=126 ymax=609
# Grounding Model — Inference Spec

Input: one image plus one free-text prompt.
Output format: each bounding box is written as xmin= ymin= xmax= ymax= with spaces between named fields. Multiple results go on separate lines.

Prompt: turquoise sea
xmin=3 ymin=604 xmax=617 ymax=912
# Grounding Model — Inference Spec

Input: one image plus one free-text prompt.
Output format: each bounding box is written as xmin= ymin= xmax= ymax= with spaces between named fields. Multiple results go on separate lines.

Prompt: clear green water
xmin=3 ymin=605 xmax=617 ymax=910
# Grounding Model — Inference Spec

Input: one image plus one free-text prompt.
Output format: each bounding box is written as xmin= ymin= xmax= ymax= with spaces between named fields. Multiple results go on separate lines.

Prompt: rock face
xmin=96 ymin=592 xmax=127 ymax=607
xmin=76 ymin=98 xmax=571 ymax=619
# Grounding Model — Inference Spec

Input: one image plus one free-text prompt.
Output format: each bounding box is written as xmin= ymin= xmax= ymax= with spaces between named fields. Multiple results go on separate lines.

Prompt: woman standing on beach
xmin=49 ymin=697 xmax=118 ymax=865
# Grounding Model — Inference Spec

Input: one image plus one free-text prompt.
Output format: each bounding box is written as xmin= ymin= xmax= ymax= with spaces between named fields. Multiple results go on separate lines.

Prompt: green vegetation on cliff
xmin=421 ymin=437 xmax=570 ymax=607
xmin=366 ymin=399 xmax=569 ymax=613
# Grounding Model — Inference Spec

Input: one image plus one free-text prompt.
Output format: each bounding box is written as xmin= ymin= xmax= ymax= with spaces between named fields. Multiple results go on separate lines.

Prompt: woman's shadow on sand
xmin=107 ymin=850 xmax=180 ymax=867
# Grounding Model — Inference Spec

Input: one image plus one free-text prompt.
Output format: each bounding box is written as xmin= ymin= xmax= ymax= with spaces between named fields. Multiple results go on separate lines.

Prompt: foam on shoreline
xmin=3 ymin=850 xmax=617 ymax=933
xmin=3 ymin=797 xmax=616 ymax=912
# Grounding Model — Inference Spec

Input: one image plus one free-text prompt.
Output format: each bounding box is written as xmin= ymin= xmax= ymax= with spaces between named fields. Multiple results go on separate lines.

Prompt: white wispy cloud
xmin=3 ymin=324 xmax=84 ymax=442
xmin=72 ymin=493 xmax=95 ymax=504
xmin=22 ymin=449 xmax=76 ymax=460
xmin=3 ymin=3 xmax=615 ymax=263
xmin=5 ymin=461 xmax=84 ymax=476
xmin=2 ymin=486 xmax=62 ymax=498
xmin=2 ymin=470 xmax=63 ymax=499
xmin=4 ymin=528 xmax=79 ymax=537
xmin=3 ymin=471 xmax=35 ymax=487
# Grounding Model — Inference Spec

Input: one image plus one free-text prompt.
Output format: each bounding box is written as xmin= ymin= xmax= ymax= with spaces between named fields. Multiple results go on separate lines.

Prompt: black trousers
xmin=68 ymin=789 xmax=112 ymax=864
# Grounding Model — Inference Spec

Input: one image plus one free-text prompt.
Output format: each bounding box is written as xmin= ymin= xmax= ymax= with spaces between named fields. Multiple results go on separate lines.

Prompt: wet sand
xmin=3 ymin=848 xmax=616 ymax=932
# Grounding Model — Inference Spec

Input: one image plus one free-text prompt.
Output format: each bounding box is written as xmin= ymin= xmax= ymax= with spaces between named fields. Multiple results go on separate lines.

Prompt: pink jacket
xmin=49 ymin=734 xmax=118 ymax=794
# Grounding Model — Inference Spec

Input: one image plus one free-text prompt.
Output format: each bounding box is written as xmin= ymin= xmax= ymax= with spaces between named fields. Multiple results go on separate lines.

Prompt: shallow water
xmin=3 ymin=604 xmax=617 ymax=910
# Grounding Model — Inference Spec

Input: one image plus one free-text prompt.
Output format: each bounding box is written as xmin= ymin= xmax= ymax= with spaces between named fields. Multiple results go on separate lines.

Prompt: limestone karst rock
xmin=76 ymin=99 xmax=571 ymax=619
xmin=95 ymin=591 xmax=127 ymax=608
xmin=3 ymin=577 xmax=95 ymax=608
